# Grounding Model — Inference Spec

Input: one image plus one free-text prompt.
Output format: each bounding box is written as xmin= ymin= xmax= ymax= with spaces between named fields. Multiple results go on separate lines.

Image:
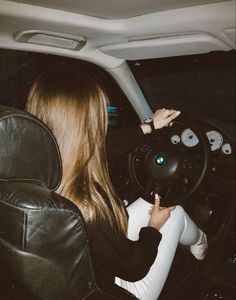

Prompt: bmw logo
xmin=156 ymin=155 xmax=165 ymax=166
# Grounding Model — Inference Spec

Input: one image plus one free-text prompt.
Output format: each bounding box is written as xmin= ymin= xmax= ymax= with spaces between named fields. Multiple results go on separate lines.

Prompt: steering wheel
xmin=128 ymin=115 xmax=210 ymax=206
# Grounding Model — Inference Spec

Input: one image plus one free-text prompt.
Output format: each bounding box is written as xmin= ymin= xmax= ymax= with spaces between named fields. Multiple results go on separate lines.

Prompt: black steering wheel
xmin=128 ymin=115 xmax=210 ymax=206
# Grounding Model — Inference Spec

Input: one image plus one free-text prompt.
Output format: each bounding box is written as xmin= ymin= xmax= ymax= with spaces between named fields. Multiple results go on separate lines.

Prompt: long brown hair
xmin=26 ymin=69 xmax=128 ymax=234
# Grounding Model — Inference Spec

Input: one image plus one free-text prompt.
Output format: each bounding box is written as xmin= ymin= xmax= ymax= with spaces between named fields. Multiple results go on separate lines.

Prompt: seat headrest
xmin=0 ymin=105 xmax=62 ymax=191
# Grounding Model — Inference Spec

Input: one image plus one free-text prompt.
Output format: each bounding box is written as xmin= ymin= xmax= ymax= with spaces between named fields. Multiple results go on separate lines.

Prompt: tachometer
xmin=181 ymin=128 xmax=199 ymax=147
xmin=206 ymin=130 xmax=223 ymax=151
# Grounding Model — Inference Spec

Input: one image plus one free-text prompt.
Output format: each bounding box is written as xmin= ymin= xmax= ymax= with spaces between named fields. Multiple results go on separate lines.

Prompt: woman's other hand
xmin=148 ymin=194 xmax=175 ymax=231
xmin=153 ymin=108 xmax=180 ymax=129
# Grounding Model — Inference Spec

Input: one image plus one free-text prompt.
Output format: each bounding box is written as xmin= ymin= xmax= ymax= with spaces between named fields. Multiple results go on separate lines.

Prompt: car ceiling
xmin=0 ymin=0 xmax=235 ymax=69
xmin=10 ymin=0 xmax=229 ymax=19
xmin=0 ymin=0 xmax=235 ymax=120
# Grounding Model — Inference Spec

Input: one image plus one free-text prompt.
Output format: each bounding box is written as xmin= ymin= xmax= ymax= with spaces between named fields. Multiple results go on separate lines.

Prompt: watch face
xmin=144 ymin=118 xmax=153 ymax=124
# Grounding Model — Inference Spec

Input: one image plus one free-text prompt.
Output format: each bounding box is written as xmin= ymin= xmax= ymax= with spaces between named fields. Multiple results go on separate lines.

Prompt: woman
xmin=26 ymin=69 xmax=207 ymax=300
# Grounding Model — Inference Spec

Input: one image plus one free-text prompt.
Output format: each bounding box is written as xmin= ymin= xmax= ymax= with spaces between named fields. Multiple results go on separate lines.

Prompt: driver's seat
xmin=0 ymin=105 xmax=137 ymax=300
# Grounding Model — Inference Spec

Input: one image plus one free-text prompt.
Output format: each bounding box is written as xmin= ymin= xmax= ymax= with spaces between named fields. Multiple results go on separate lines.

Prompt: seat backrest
xmin=0 ymin=105 xmax=137 ymax=300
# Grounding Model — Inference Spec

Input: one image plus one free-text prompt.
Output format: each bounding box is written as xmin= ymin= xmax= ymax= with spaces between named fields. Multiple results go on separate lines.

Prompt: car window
xmin=128 ymin=51 xmax=236 ymax=122
xmin=0 ymin=49 xmax=139 ymax=128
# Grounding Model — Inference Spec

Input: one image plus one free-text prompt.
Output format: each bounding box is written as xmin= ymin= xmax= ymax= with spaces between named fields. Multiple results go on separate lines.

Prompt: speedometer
xmin=206 ymin=130 xmax=223 ymax=151
xmin=181 ymin=128 xmax=199 ymax=147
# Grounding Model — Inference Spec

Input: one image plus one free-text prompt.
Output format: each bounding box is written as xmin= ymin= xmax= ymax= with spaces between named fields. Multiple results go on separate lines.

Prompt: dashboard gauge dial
xmin=181 ymin=128 xmax=199 ymax=147
xmin=171 ymin=134 xmax=180 ymax=145
xmin=221 ymin=143 xmax=232 ymax=155
xmin=206 ymin=130 xmax=223 ymax=151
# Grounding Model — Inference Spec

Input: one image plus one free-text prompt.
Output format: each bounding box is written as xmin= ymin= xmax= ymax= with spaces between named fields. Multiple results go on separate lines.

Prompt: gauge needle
xmin=185 ymin=135 xmax=193 ymax=141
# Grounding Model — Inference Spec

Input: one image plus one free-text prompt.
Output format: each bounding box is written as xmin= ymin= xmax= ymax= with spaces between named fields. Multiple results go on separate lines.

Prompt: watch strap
xmin=143 ymin=118 xmax=155 ymax=133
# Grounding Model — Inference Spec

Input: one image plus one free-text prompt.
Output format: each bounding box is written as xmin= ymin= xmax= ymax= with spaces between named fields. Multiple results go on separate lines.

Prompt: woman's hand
xmin=153 ymin=108 xmax=180 ymax=129
xmin=140 ymin=108 xmax=180 ymax=134
xmin=148 ymin=194 xmax=175 ymax=231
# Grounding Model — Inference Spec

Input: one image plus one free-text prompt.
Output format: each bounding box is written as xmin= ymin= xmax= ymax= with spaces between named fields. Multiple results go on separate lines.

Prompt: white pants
xmin=115 ymin=198 xmax=201 ymax=300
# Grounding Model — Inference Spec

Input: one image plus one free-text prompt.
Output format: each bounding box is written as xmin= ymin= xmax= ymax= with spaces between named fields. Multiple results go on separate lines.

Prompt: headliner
xmin=12 ymin=0 xmax=227 ymax=19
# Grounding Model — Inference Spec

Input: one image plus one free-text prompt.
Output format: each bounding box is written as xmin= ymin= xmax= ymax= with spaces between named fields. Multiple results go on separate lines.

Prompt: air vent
xmin=15 ymin=30 xmax=86 ymax=51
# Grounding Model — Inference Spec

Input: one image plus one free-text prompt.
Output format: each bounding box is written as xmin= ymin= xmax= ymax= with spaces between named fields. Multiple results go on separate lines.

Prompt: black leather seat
xmin=0 ymin=105 xmax=138 ymax=300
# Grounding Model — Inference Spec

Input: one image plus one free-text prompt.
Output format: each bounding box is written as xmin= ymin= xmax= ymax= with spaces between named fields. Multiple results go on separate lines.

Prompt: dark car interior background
xmin=0 ymin=47 xmax=235 ymax=300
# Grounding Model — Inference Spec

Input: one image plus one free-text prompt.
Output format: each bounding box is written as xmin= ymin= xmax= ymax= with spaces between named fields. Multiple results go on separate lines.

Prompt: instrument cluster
xmin=170 ymin=128 xmax=232 ymax=155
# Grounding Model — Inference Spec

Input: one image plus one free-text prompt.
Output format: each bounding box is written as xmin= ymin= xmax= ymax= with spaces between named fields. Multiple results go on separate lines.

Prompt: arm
xmin=90 ymin=195 xmax=175 ymax=282
xmin=90 ymin=224 xmax=162 ymax=282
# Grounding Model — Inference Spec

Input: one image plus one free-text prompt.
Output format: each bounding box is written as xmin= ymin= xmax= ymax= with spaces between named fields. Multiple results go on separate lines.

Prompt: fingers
xmin=154 ymin=193 xmax=175 ymax=213
xmin=153 ymin=193 xmax=175 ymax=213
xmin=167 ymin=110 xmax=181 ymax=120
xmin=165 ymin=112 xmax=180 ymax=124
xmin=159 ymin=108 xmax=180 ymax=118
xmin=165 ymin=121 xmax=173 ymax=127
xmin=152 ymin=108 xmax=181 ymax=130
xmin=154 ymin=194 xmax=160 ymax=208
xmin=157 ymin=108 xmax=180 ymax=127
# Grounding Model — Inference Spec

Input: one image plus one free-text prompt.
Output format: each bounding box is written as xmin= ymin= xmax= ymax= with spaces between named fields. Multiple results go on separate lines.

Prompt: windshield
xmin=128 ymin=51 xmax=236 ymax=121
xmin=0 ymin=49 xmax=139 ymax=128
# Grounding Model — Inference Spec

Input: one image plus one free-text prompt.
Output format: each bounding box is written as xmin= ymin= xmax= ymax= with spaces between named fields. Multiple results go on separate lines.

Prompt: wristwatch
xmin=143 ymin=117 xmax=155 ymax=133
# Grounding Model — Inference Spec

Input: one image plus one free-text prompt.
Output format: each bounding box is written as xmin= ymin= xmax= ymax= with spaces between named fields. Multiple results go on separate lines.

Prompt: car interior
xmin=0 ymin=0 xmax=235 ymax=300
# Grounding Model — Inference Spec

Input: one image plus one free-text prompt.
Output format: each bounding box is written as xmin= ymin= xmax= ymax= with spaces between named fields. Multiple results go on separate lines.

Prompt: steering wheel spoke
xmin=181 ymin=153 xmax=204 ymax=177
xmin=143 ymin=179 xmax=170 ymax=204
xmin=161 ymin=178 xmax=189 ymax=204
